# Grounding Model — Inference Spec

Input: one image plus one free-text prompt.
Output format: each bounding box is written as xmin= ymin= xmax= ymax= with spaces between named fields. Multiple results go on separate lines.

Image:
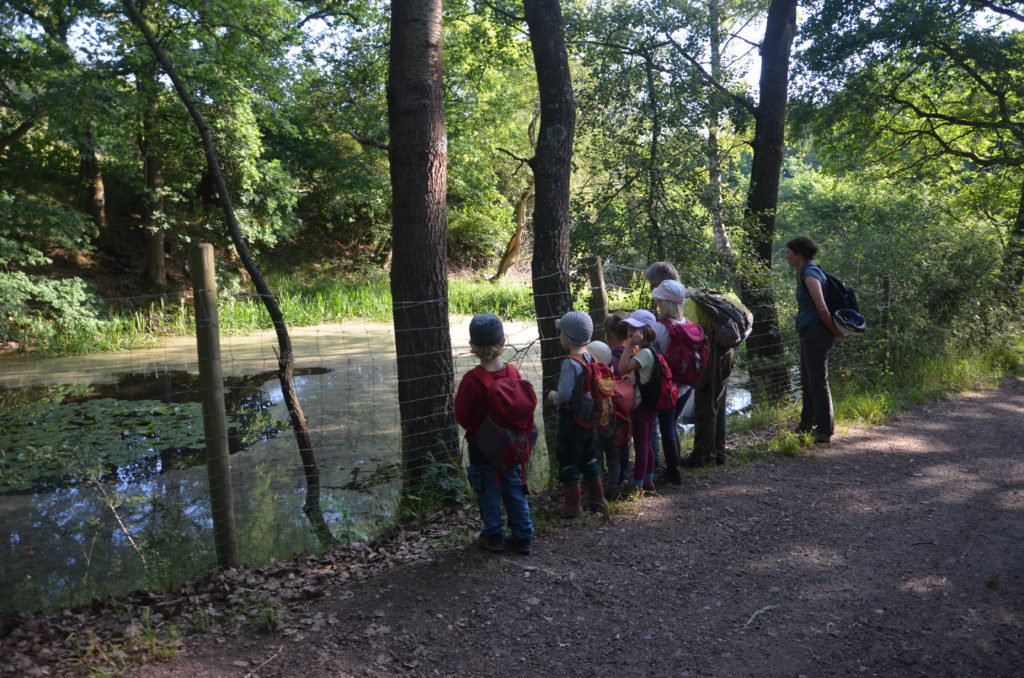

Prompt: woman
xmin=784 ymin=236 xmax=843 ymax=444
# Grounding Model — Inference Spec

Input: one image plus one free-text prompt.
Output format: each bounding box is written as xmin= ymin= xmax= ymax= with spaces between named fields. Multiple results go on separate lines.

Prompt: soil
xmin=6 ymin=378 xmax=1024 ymax=677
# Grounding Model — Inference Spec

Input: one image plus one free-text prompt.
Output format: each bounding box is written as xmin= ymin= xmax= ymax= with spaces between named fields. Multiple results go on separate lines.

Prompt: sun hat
xmin=586 ymin=340 xmax=612 ymax=366
xmin=555 ymin=311 xmax=593 ymax=346
xmin=469 ymin=313 xmax=505 ymax=346
xmin=833 ymin=308 xmax=867 ymax=336
xmin=620 ymin=309 xmax=657 ymax=329
xmin=652 ymin=280 xmax=687 ymax=303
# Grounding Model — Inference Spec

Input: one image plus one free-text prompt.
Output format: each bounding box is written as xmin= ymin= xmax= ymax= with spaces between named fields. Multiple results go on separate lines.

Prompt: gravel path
xmin=136 ymin=377 xmax=1024 ymax=678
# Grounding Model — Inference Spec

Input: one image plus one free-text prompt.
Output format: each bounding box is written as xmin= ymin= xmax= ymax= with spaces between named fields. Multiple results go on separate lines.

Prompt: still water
xmin=0 ymin=319 xmax=750 ymax=613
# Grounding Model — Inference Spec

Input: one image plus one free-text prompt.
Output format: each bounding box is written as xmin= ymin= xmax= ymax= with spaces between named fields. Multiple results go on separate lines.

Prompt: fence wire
xmin=0 ymin=269 xmax=898 ymax=614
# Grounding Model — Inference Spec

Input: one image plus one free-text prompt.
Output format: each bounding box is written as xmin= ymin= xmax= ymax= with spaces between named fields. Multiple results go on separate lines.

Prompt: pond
xmin=0 ymin=319 xmax=751 ymax=614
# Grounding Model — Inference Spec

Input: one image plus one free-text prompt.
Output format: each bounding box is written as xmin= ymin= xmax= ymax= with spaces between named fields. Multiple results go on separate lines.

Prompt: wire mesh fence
xmin=0 ymin=263 xmax=896 ymax=614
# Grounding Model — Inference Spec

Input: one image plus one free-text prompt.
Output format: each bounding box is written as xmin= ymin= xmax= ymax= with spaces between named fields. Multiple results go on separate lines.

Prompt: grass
xmin=728 ymin=337 xmax=1024 ymax=464
xmin=24 ymin=274 xmax=538 ymax=356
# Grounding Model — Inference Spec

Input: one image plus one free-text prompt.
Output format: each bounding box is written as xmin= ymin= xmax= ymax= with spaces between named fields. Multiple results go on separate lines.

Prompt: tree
xmin=735 ymin=0 xmax=797 ymax=401
xmin=387 ymin=0 xmax=461 ymax=498
xmin=798 ymin=0 xmax=1024 ymax=303
xmin=122 ymin=0 xmax=335 ymax=546
xmin=522 ymin=0 xmax=576 ymax=478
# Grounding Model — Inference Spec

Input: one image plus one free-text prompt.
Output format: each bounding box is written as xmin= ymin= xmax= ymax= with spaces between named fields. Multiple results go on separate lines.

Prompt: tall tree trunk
xmin=139 ymin=67 xmax=166 ymax=287
xmin=644 ymin=55 xmax=666 ymax=261
xmin=387 ymin=0 xmax=460 ymax=500
xmin=523 ymin=0 xmax=576 ymax=481
xmin=737 ymin=0 xmax=797 ymax=403
xmin=493 ymin=187 xmax=533 ymax=279
xmin=122 ymin=0 xmax=335 ymax=546
xmin=1007 ymin=176 xmax=1024 ymax=305
xmin=707 ymin=0 xmax=733 ymax=268
xmin=78 ymin=126 xmax=106 ymax=234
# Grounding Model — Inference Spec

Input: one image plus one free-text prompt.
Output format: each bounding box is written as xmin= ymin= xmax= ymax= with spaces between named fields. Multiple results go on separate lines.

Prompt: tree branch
xmin=0 ymin=118 xmax=36 ymax=157
xmin=348 ymin=131 xmax=389 ymax=151
xmin=666 ymin=35 xmax=757 ymax=116
xmin=970 ymin=0 xmax=1024 ymax=23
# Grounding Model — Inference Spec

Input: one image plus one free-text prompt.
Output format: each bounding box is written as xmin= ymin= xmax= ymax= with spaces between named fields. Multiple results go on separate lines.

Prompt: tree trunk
xmin=523 ymin=0 xmax=576 ymax=481
xmin=1007 ymin=176 xmax=1024 ymax=305
xmin=139 ymin=66 xmax=166 ymax=288
xmin=737 ymin=0 xmax=797 ymax=403
xmin=122 ymin=0 xmax=336 ymax=546
xmin=78 ymin=127 xmax=106 ymax=233
xmin=387 ymin=0 xmax=460 ymax=500
xmin=707 ymin=0 xmax=733 ymax=268
xmin=493 ymin=187 xmax=533 ymax=279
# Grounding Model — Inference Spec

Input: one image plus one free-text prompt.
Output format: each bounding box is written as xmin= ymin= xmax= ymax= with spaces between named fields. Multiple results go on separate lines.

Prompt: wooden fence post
xmin=587 ymin=255 xmax=608 ymax=342
xmin=190 ymin=242 xmax=240 ymax=568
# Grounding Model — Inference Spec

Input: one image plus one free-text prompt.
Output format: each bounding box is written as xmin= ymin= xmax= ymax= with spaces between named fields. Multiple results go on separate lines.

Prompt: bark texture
xmin=737 ymin=0 xmax=797 ymax=403
xmin=387 ymin=0 xmax=460 ymax=497
xmin=524 ymin=0 xmax=576 ymax=480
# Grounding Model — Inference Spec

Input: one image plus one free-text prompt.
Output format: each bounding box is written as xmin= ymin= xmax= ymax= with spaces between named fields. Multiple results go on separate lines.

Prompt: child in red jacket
xmin=454 ymin=314 xmax=534 ymax=555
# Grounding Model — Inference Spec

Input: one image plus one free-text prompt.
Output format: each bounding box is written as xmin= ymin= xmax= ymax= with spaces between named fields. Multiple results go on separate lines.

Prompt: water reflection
xmin=0 ymin=319 xmax=751 ymax=613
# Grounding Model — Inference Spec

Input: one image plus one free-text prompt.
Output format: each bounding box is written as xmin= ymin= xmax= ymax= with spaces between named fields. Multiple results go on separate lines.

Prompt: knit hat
xmin=556 ymin=311 xmax=593 ymax=346
xmin=469 ymin=313 xmax=504 ymax=346
xmin=587 ymin=340 xmax=612 ymax=366
xmin=652 ymin=279 xmax=687 ymax=303
xmin=621 ymin=309 xmax=657 ymax=328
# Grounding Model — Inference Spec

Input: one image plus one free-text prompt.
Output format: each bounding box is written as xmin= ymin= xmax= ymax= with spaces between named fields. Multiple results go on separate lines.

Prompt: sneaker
xmin=506 ymin=535 xmax=532 ymax=555
xmin=476 ymin=533 xmax=504 ymax=553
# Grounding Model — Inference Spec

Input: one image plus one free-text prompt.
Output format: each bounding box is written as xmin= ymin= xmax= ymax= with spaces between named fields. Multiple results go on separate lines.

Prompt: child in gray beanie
xmin=546 ymin=310 xmax=607 ymax=517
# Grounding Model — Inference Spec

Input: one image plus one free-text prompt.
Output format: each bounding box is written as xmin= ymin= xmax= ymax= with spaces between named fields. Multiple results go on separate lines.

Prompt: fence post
xmin=587 ymin=255 xmax=608 ymax=342
xmin=190 ymin=242 xmax=240 ymax=568
xmin=882 ymin=275 xmax=892 ymax=373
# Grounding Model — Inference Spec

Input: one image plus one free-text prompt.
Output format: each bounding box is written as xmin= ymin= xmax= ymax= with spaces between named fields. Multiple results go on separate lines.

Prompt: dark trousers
xmin=692 ymin=345 xmax=735 ymax=462
xmin=555 ymin=411 xmax=600 ymax=484
xmin=798 ymin=323 xmax=835 ymax=439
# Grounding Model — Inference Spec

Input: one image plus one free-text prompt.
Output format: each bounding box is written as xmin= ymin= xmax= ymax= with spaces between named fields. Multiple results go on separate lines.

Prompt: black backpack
xmin=819 ymin=268 xmax=860 ymax=314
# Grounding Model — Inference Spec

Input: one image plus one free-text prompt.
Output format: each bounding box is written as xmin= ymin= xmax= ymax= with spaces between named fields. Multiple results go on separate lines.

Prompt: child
xmin=546 ymin=310 xmax=607 ymax=517
xmin=616 ymin=309 xmax=661 ymax=493
xmin=454 ymin=314 xmax=534 ymax=555
xmin=594 ymin=315 xmax=634 ymax=498
xmin=652 ymin=279 xmax=693 ymax=486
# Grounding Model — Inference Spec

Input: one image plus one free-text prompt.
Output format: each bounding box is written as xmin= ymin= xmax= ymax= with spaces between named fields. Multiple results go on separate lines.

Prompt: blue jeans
xmin=467 ymin=464 xmax=534 ymax=540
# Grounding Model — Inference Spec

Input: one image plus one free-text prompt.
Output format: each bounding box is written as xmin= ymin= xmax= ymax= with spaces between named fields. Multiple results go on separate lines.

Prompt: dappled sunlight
xmin=899 ymin=575 xmax=954 ymax=595
xmin=744 ymin=544 xmax=848 ymax=573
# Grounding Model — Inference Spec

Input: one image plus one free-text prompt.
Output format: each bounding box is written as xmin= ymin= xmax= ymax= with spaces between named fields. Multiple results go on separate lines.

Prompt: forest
xmin=1 ymin=0 xmax=1023 ymax=617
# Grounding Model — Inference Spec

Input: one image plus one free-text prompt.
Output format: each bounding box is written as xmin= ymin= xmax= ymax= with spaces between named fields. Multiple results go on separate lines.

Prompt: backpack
xmin=657 ymin=318 xmax=711 ymax=386
xmin=568 ymin=353 xmax=616 ymax=430
xmin=470 ymin=365 xmax=538 ymax=483
xmin=637 ymin=347 xmax=679 ymax=412
xmin=598 ymin=371 xmax=635 ymax=448
xmin=686 ymin=287 xmax=754 ymax=349
xmin=819 ymin=269 xmax=861 ymax=314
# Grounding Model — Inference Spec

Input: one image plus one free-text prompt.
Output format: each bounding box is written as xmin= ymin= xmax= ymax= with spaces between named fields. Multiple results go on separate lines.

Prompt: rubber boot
xmin=585 ymin=477 xmax=609 ymax=512
xmin=554 ymin=484 xmax=582 ymax=519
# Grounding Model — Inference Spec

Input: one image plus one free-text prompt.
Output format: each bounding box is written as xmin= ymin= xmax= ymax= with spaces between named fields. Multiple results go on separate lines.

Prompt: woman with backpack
xmin=785 ymin=236 xmax=844 ymax=445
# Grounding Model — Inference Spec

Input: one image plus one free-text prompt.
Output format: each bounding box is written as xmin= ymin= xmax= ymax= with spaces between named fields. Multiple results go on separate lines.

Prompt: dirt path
xmin=134 ymin=378 xmax=1023 ymax=677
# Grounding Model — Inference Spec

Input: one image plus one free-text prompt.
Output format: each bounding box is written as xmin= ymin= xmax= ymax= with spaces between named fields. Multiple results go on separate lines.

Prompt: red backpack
xmin=610 ymin=376 xmax=634 ymax=447
xmin=658 ymin=318 xmax=711 ymax=386
xmin=637 ymin=346 xmax=679 ymax=411
xmin=568 ymin=353 xmax=616 ymax=430
xmin=470 ymin=365 xmax=538 ymax=486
